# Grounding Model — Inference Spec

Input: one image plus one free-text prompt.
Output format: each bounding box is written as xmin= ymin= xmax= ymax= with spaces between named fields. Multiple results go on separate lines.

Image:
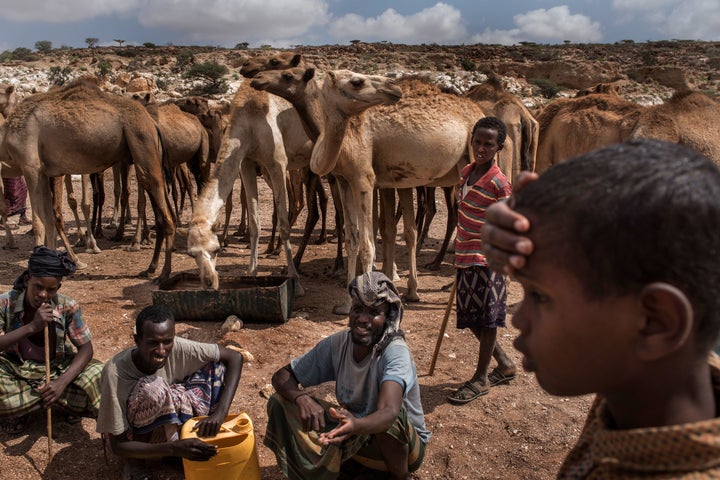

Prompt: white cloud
xmin=0 ymin=0 xmax=141 ymax=22
xmin=611 ymin=0 xmax=720 ymax=40
xmin=328 ymin=3 xmax=468 ymax=44
xmin=138 ymin=0 xmax=329 ymax=46
xmin=472 ymin=6 xmax=602 ymax=45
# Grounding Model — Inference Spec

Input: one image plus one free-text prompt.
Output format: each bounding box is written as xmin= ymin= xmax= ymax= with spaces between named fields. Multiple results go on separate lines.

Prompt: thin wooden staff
xmin=44 ymin=323 xmax=53 ymax=466
xmin=428 ymin=279 xmax=456 ymax=376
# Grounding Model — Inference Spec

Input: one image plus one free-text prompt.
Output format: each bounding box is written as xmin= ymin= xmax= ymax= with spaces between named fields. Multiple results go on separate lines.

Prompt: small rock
xmin=221 ymin=314 xmax=243 ymax=333
xmin=260 ymin=383 xmax=275 ymax=399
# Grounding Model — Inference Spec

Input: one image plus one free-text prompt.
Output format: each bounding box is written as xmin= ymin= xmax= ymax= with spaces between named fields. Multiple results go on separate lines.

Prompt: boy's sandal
xmin=488 ymin=368 xmax=516 ymax=387
xmin=1 ymin=414 xmax=29 ymax=434
xmin=447 ymin=381 xmax=489 ymax=405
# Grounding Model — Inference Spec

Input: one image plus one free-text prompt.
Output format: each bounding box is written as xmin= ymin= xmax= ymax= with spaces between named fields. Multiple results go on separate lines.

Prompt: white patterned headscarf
xmin=348 ymin=271 xmax=404 ymax=355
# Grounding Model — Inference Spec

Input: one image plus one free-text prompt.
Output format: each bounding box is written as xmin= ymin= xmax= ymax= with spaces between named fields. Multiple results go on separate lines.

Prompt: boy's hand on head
xmin=483 ymin=172 xmax=537 ymax=275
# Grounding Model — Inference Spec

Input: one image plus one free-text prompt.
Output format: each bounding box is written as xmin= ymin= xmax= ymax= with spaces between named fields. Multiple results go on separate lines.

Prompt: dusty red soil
xmin=0 ymin=176 xmax=592 ymax=479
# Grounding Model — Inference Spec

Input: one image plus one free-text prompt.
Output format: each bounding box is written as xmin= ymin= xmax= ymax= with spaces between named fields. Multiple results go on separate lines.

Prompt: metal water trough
xmin=152 ymin=273 xmax=295 ymax=323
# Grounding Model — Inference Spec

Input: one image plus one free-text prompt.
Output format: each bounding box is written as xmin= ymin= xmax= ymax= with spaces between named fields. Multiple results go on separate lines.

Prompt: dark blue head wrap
xmin=12 ymin=246 xmax=77 ymax=290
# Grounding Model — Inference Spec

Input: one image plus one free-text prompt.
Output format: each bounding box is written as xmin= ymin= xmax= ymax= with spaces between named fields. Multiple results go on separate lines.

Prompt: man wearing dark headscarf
xmin=0 ymin=246 xmax=103 ymax=434
xmin=265 ymin=271 xmax=430 ymax=480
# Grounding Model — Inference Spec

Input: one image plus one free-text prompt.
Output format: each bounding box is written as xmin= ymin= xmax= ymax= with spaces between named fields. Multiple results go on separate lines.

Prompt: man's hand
xmin=172 ymin=438 xmax=218 ymax=461
xmin=318 ymin=407 xmax=356 ymax=446
xmin=296 ymin=394 xmax=326 ymax=433
xmin=37 ymin=377 xmax=69 ymax=406
xmin=28 ymin=303 xmax=54 ymax=334
xmin=482 ymin=171 xmax=538 ymax=275
xmin=194 ymin=411 xmax=225 ymax=438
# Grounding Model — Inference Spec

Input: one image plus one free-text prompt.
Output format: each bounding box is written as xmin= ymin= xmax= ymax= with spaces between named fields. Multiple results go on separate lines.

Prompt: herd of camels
xmin=1 ymin=51 xmax=719 ymax=314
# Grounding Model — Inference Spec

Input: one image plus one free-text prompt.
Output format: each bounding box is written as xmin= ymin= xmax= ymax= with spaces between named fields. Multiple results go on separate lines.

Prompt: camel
xmin=250 ymin=67 xmax=488 ymax=314
xmin=131 ymin=92 xmax=210 ymax=247
xmin=240 ymin=53 xmax=342 ymax=273
xmin=185 ymin=79 xmax=316 ymax=293
xmin=534 ymin=93 xmax=640 ymax=172
xmin=0 ymin=79 xmax=176 ymax=281
xmin=535 ymin=90 xmax=720 ymax=172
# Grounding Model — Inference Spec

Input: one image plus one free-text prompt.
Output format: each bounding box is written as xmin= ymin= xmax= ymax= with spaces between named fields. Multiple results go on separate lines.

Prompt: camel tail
xmin=156 ymin=126 xmax=178 ymax=224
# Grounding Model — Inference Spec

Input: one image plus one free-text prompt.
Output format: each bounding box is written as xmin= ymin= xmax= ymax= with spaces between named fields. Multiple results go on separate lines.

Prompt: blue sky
xmin=0 ymin=1 xmax=718 ymax=52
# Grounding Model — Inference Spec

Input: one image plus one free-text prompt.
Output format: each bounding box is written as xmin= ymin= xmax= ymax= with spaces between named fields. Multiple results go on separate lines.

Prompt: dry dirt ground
xmin=0 ymin=175 xmax=592 ymax=480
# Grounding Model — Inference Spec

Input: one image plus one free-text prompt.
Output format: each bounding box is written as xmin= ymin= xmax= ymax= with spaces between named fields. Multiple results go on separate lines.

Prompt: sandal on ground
xmin=448 ymin=381 xmax=489 ymax=405
xmin=1 ymin=414 xmax=29 ymax=435
xmin=488 ymin=367 xmax=516 ymax=387
xmin=64 ymin=414 xmax=82 ymax=425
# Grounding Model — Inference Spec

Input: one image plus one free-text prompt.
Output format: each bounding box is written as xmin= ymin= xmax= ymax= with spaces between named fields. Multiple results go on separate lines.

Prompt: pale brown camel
xmin=0 ymin=79 xmax=176 ymax=280
xmin=240 ymin=52 xmax=341 ymax=273
xmin=185 ymin=80 xmax=315 ymax=293
xmin=0 ymin=85 xmax=18 ymax=117
xmin=535 ymin=90 xmax=720 ymax=172
xmin=534 ymin=93 xmax=640 ymax=172
xmin=250 ymin=67 xmax=486 ymax=314
xmin=131 ymin=92 xmax=210 ymax=247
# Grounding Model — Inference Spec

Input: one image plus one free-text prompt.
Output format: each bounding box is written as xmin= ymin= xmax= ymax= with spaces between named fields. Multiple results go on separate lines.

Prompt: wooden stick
xmin=44 ymin=324 xmax=53 ymax=466
xmin=428 ymin=279 xmax=456 ymax=376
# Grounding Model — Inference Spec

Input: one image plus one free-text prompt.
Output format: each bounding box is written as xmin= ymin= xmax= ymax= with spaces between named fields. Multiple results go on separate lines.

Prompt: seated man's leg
xmin=0 ymin=356 xmax=45 ymax=419
xmin=53 ymin=358 xmax=104 ymax=419
xmin=181 ymin=361 xmax=225 ymax=417
xmin=264 ymin=393 xmax=368 ymax=480
xmin=351 ymin=407 xmax=426 ymax=478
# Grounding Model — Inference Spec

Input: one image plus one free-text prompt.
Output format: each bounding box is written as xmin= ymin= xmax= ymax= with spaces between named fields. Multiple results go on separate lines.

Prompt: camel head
xmin=0 ymin=85 xmax=17 ymax=117
xmin=250 ymin=67 xmax=315 ymax=105
xmin=130 ymin=91 xmax=156 ymax=106
xmin=187 ymin=218 xmax=221 ymax=290
xmin=176 ymin=96 xmax=210 ymax=116
xmin=240 ymin=52 xmax=303 ymax=78
xmin=323 ymin=69 xmax=403 ymax=116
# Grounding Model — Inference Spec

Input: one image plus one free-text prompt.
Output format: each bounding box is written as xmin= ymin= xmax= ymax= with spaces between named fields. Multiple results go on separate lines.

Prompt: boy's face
xmin=510 ymin=220 xmax=640 ymax=397
xmin=471 ymin=127 xmax=501 ymax=165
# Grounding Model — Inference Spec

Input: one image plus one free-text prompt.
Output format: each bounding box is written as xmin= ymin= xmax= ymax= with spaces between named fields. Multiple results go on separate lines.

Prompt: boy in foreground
xmin=503 ymin=139 xmax=720 ymax=477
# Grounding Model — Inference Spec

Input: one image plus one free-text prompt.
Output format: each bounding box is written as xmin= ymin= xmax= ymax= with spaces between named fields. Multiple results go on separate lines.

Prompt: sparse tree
xmin=34 ymin=40 xmax=52 ymax=53
xmin=85 ymin=37 xmax=99 ymax=48
xmin=114 ymin=39 xmax=125 ymax=46
xmin=143 ymin=42 xmax=157 ymax=48
xmin=235 ymin=42 xmax=249 ymax=50
xmin=184 ymin=61 xmax=229 ymax=95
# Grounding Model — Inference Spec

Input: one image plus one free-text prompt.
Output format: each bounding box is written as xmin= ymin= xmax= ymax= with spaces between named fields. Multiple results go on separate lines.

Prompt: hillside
xmin=1 ymin=40 xmax=719 ymax=110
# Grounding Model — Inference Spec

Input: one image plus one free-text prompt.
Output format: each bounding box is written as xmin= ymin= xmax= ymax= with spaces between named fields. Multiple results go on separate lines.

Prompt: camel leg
xmin=49 ymin=177 xmax=86 ymax=269
xmin=240 ymin=159 xmax=261 ymax=277
xmin=90 ymin=171 xmax=105 ymax=238
xmin=333 ymin=174 xmax=373 ymax=315
xmin=0 ymin=177 xmax=17 ymax=249
xmin=380 ymin=188 xmax=399 ymax=282
xmin=218 ymin=188 xmax=232 ymax=248
xmin=327 ymin=175 xmax=345 ymax=277
xmin=80 ymin=174 xmax=100 ymax=253
xmin=233 ymin=181 xmax=248 ymax=239
xmin=292 ymin=170 xmax=321 ymax=269
xmin=108 ymin=163 xmax=122 ymax=228
xmin=264 ymin=161 xmax=304 ymax=296
xmin=135 ymin=168 xmax=175 ymax=283
xmin=129 ymin=186 xmax=148 ymax=250
xmin=112 ymin=163 xmax=131 ymax=241
xmin=427 ymin=186 xmax=457 ymax=270
xmin=64 ymin=175 xmax=86 ymax=247
xmin=314 ymin=172 xmax=329 ymax=244
xmin=398 ymin=189 xmax=419 ymax=302
xmin=415 ymin=186 xmax=427 ymax=250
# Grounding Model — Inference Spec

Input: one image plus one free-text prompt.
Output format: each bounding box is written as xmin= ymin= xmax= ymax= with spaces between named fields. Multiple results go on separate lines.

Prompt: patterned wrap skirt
xmin=455 ymin=265 xmax=508 ymax=329
xmin=2 ymin=177 xmax=28 ymax=217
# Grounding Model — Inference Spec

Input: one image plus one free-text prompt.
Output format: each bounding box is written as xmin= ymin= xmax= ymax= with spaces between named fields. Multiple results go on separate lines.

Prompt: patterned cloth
xmin=2 ymin=177 xmax=27 ymax=217
xmin=558 ymin=355 xmax=720 ymax=479
xmin=455 ymin=265 xmax=507 ymax=329
xmin=126 ymin=361 xmax=225 ymax=435
xmin=0 ymin=355 xmax=103 ymax=418
xmin=264 ymin=394 xmax=425 ymax=480
xmin=454 ymin=162 xmax=512 ymax=268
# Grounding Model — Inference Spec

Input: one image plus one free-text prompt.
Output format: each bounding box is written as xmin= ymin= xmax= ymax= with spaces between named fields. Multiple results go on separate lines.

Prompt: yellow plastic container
xmin=180 ymin=413 xmax=261 ymax=480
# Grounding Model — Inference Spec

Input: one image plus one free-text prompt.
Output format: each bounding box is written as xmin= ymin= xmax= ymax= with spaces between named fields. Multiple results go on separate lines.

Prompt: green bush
xmin=530 ymin=78 xmax=561 ymax=98
xmin=95 ymin=58 xmax=112 ymax=77
xmin=35 ymin=40 xmax=53 ymax=53
xmin=460 ymin=58 xmax=477 ymax=72
xmin=48 ymin=66 xmax=72 ymax=86
xmin=143 ymin=42 xmax=157 ymax=48
xmin=175 ymin=49 xmax=195 ymax=72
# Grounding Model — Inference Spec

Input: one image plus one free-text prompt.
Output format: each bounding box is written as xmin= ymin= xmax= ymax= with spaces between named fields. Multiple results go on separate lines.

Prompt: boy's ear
xmin=634 ymin=282 xmax=693 ymax=361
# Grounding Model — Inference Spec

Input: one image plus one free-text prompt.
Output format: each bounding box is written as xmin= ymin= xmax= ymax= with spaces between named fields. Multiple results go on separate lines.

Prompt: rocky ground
xmin=0 ymin=41 xmax=718 ymax=479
